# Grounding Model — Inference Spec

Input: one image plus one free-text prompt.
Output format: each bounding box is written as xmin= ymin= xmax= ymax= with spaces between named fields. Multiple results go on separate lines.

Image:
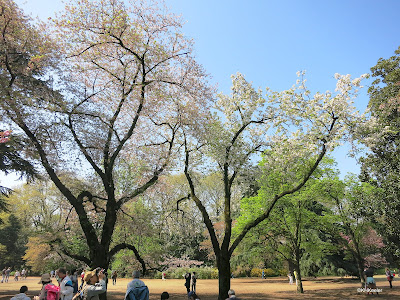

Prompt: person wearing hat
xmin=36 ymin=273 xmax=57 ymax=300
xmin=125 ymin=270 xmax=149 ymax=300
xmin=77 ymin=268 xmax=106 ymax=300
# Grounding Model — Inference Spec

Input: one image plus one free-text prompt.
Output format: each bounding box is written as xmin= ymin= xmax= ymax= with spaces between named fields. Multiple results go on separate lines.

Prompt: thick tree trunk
xmin=90 ymin=247 xmax=109 ymax=269
xmin=355 ymin=255 xmax=365 ymax=287
xmin=94 ymin=248 xmax=109 ymax=300
xmin=217 ymin=252 xmax=231 ymax=300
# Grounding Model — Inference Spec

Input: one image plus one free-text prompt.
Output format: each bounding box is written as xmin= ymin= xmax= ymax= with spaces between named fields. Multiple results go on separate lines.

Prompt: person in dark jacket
xmin=184 ymin=273 xmax=191 ymax=294
xmin=191 ymin=272 xmax=197 ymax=293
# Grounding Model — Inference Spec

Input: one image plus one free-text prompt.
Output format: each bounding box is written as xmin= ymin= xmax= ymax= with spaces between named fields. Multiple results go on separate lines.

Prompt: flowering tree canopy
xmin=0 ymin=0 xmax=212 ymax=272
xmin=183 ymin=71 xmax=367 ymax=299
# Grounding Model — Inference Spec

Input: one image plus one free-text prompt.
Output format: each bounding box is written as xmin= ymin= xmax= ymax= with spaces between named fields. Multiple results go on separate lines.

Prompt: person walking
xmin=191 ymin=272 xmax=197 ymax=293
xmin=125 ymin=270 xmax=149 ymax=300
xmin=14 ymin=270 xmax=20 ymax=281
xmin=111 ymin=270 xmax=117 ymax=285
xmin=386 ymin=267 xmax=394 ymax=288
xmin=5 ymin=267 xmax=11 ymax=283
xmin=1 ymin=267 xmax=6 ymax=283
xmin=21 ymin=269 xmax=26 ymax=280
xmin=58 ymin=268 xmax=74 ymax=300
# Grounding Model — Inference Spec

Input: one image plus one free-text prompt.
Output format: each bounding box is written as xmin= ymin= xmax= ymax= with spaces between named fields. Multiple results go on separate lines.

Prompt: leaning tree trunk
xmin=294 ymin=262 xmax=304 ymax=293
xmin=216 ymin=251 xmax=231 ymax=300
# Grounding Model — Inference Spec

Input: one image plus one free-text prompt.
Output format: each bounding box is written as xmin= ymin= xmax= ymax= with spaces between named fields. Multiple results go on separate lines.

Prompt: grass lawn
xmin=0 ymin=275 xmax=398 ymax=299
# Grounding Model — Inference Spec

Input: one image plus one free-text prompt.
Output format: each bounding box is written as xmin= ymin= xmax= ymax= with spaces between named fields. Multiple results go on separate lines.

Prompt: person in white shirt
xmin=57 ymin=268 xmax=74 ymax=300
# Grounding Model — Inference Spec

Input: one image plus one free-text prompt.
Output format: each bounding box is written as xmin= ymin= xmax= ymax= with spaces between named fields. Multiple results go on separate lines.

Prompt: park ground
xmin=1 ymin=275 xmax=399 ymax=299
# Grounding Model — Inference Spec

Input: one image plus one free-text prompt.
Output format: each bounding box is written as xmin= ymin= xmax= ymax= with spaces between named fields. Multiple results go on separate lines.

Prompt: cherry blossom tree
xmin=182 ymin=71 xmax=367 ymax=299
xmin=0 ymin=0 xmax=211 ymax=273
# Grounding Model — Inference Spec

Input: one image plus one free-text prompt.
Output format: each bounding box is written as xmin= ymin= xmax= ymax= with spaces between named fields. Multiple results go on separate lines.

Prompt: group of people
xmin=1 ymin=267 xmax=27 ymax=283
xmin=9 ymin=267 xmax=243 ymax=300
xmin=1 ymin=267 xmax=11 ymax=283
xmin=184 ymin=272 xmax=197 ymax=294
xmin=363 ymin=266 xmax=397 ymax=295
xmin=10 ymin=268 xmax=107 ymax=300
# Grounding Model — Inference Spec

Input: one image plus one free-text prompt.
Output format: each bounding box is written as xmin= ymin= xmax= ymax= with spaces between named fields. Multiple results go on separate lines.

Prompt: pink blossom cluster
xmin=0 ymin=130 xmax=12 ymax=143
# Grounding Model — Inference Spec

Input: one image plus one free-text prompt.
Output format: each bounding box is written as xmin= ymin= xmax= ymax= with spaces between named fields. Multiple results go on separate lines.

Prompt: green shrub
xmin=264 ymin=268 xmax=276 ymax=277
xmin=250 ymin=268 xmax=278 ymax=277
xmin=250 ymin=268 xmax=262 ymax=277
xmin=232 ymin=266 xmax=251 ymax=278
xmin=152 ymin=266 xmax=218 ymax=279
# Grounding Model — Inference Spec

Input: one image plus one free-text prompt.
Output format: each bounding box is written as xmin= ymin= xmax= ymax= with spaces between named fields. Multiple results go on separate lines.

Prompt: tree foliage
xmin=183 ymin=71 xmax=367 ymax=299
xmin=0 ymin=0 xmax=211 ymax=272
xmin=359 ymin=46 xmax=400 ymax=261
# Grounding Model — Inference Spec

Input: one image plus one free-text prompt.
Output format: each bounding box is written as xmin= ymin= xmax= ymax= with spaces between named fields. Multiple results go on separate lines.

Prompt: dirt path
xmin=0 ymin=276 xmax=398 ymax=299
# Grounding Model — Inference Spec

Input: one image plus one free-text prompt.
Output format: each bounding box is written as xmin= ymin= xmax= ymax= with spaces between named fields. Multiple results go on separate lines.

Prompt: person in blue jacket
xmin=125 ymin=271 xmax=149 ymax=300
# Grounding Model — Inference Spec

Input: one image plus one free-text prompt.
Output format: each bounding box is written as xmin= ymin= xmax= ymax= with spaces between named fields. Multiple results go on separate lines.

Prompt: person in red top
xmin=385 ymin=267 xmax=394 ymax=288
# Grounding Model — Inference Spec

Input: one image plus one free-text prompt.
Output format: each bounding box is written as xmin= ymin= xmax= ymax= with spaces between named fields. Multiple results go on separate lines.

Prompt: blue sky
xmin=3 ymin=0 xmax=400 ymax=186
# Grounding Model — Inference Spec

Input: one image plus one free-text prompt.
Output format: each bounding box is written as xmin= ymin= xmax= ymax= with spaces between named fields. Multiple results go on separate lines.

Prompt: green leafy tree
xmin=237 ymin=158 xmax=337 ymax=293
xmin=0 ymin=213 xmax=25 ymax=268
xmin=318 ymin=176 xmax=385 ymax=285
xmin=359 ymin=46 xmax=400 ymax=261
xmin=0 ymin=130 xmax=38 ymax=220
xmin=183 ymin=71 xmax=367 ymax=299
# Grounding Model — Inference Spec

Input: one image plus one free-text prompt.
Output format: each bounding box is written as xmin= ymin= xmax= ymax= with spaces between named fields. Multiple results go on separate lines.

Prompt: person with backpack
xmin=385 ymin=267 xmax=394 ymax=288
xmin=35 ymin=273 xmax=60 ymax=300
xmin=125 ymin=270 xmax=149 ymax=300
xmin=73 ymin=268 xmax=106 ymax=300
xmin=58 ymin=268 xmax=74 ymax=300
